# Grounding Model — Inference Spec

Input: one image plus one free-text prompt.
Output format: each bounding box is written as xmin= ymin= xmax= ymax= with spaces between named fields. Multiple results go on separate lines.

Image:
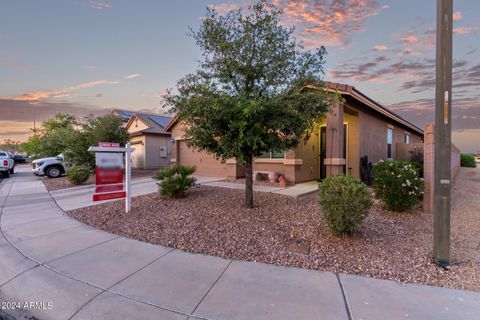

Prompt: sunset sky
xmin=1 ymin=0 xmax=479 ymax=152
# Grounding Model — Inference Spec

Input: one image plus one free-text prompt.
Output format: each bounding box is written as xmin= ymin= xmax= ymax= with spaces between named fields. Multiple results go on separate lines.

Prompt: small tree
xmin=64 ymin=114 xmax=129 ymax=168
xmin=165 ymin=0 xmax=332 ymax=208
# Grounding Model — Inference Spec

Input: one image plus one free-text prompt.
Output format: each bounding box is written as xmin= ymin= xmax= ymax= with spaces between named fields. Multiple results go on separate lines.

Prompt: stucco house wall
xmin=164 ymin=82 xmax=424 ymax=184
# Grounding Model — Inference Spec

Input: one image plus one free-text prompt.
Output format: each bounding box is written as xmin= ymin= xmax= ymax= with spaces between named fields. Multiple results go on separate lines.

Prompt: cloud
xmin=207 ymin=3 xmax=240 ymax=15
xmin=453 ymin=11 xmax=462 ymax=21
xmin=0 ymin=99 xmax=111 ymax=140
xmin=88 ymin=1 xmax=112 ymax=10
xmin=453 ymin=27 xmax=480 ymax=35
xmin=277 ymin=0 xmax=386 ymax=47
xmin=0 ymin=60 xmax=31 ymax=69
xmin=7 ymin=79 xmax=120 ymax=101
xmin=387 ymin=96 xmax=480 ymax=134
xmin=372 ymin=44 xmax=389 ymax=52
xmin=82 ymin=65 xmax=97 ymax=70
xmin=210 ymin=0 xmax=386 ymax=47
xmin=124 ymin=73 xmax=142 ymax=80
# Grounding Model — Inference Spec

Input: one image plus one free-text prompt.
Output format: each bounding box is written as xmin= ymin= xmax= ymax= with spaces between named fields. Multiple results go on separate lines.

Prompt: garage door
xmin=131 ymin=143 xmax=145 ymax=169
xmin=178 ymin=141 xmax=230 ymax=178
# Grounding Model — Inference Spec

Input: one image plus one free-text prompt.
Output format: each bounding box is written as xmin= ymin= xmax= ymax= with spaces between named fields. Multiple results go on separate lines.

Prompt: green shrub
xmin=460 ymin=153 xmax=477 ymax=168
xmin=318 ymin=175 xmax=372 ymax=236
xmin=67 ymin=166 xmax=90 ymax=185
xmin=372 ymin=160 xmax=424 ymax=212
xmin=154 ymin=164 xmax=197 ymax=198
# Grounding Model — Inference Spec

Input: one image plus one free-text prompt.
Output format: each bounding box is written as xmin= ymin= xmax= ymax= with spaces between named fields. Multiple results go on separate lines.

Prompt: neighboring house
xmin=112 ymin=109 xmax=173 ymax=170
xmin=164 ymin=82 xmax=423 ymax=183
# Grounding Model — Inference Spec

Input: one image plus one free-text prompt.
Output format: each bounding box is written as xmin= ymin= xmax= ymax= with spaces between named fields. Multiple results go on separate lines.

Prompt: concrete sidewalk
xmin=0 ymin=168 xmax=479 ymax=320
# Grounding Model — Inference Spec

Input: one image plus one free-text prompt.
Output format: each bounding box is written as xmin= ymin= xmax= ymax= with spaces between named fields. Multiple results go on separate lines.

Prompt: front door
xmin=319 ymin=124 xmax=347 ymax=179
xmin=320 ymin=127 xmax=327 ymax=179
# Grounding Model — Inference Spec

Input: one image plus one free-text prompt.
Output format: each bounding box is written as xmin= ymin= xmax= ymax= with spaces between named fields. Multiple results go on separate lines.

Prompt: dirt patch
xmin=42 ymin=169 xmax=159 ymax=191
xmin=68 ymin=168 xmax=480 ymax=291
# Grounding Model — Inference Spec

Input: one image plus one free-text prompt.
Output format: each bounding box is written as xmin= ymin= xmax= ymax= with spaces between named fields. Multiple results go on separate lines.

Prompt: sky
xmin=0 ymin=0 xmax=479 ymax=152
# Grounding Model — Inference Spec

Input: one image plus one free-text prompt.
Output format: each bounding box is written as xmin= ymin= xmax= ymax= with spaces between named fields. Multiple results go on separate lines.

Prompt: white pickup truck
xmin=32 ymin=154 xmax=68 ymax=178
xmin=0 ymin=151 xmax=15 ymax=178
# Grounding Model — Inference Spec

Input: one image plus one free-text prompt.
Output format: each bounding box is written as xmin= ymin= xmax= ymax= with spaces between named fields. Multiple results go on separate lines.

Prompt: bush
xmin=154 ymin=164 xmax=196 ymax=198
xmin=67 ymin=166 xmax=90 ymax=185
xmin=318 ymin=175 xmax=372 ymax=236
xmin=372 ymin=160 xmax=424 ymax=212
xmin=460 ymin=153 xmax=477 ymax=168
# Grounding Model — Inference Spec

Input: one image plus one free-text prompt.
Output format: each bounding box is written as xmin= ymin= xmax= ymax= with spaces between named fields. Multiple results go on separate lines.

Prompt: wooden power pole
xmin=433 ymin=0 xmax=453 ymax=267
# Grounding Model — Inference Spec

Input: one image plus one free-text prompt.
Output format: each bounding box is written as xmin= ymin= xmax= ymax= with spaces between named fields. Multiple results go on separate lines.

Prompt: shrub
xmin=372 ymin=160 xmax=424 ymax=212
xmin=67 ymin=166 xmax=90 ymax=185
xmin=154 ymin=164 xmax=196 ymax=198
xmin=318 ymin=175 xmax=372 ymax=236
xmin=460 ymin=153 xmax=477 ymax=168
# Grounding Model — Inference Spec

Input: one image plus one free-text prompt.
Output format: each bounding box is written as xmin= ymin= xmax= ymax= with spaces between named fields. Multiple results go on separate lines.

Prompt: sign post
xmin=125 ymin=142 xmax=132 ymax=212
xmin=433 ymin=0 xmax=453 ymax=267
xmin=88 ymin=142 xmax=135 ymax=213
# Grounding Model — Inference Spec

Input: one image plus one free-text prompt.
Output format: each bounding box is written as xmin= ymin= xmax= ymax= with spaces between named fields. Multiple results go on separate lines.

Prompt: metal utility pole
xmin=433 ymin=0 xmax=453 ymax=268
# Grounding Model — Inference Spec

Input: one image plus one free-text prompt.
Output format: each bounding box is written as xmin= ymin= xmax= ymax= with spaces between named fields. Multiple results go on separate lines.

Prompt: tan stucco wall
xmin=357 ymin=103 xmax=422 ymax=164
xmin=144 ymin=134 xmax=171 ymax=169
xmin=127 ymin=117 xmax=149 ymax=134
xmin=167 ymin=104 xmax=422 ymax=183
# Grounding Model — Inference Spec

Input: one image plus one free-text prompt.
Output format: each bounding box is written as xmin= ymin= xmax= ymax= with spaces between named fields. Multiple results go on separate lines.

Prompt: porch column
xmin=325 ymin=103 xmax=345 ymax=176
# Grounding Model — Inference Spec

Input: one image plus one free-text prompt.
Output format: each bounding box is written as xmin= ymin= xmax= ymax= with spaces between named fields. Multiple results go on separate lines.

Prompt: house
xmin=112 ymin=109 xmax=173 ymax=170
xmin=164 ymin=82 xmax=423 ymax=183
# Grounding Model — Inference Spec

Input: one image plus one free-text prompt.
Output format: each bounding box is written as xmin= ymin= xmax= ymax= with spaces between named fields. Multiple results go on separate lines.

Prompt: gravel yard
xmin=68 ymin=167 xmax=480 ymax=292
xmin=41 ymin=169 xmax=158 ymax=191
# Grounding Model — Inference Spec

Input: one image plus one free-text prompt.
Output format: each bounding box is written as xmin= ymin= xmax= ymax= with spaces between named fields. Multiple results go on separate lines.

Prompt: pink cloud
xmin=453 ymin=11 xmax=462 ymax=21
xmin=278 ymin=0 xmax=386 ymax=47
xmin=8 ymin=79 xmax=120 ymax=101
xmin=372 ymin=44 xmax=389 ymax=51
xmin=207 ymin=3 xmax=240 ymax=15
xmin=210 ymin=0 xmax=387 ymax=48
xmin=88 ymin=1 xmax=112 ymax=10
xmin=454 ymin=27 xmax=480 ymax=35
xmin=124 ymin=73 xmax=142 ymax=80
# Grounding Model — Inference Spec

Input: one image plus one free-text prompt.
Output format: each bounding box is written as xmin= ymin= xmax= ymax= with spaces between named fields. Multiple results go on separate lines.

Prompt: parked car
xmin=32 ymin=154 xmax=68 ymax=178
xmin=12 ymin=154 xmax=28 ymax=163
xmin=0 ymin=151 xmax=15 ymax=178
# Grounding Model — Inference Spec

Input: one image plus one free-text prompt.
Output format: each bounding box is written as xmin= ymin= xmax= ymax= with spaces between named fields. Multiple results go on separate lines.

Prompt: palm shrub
xmin=372 ymin=160 xmax=424 ymax=212
xmin=154 ymin=164 xmax=197 ymax=198
xmin=318 ymin=175 xmax=372 ymax=236
xmin=67 ymin=166 xmax=90 ymax=185
xmin=460 ymin=153 xmax=476 ymax=168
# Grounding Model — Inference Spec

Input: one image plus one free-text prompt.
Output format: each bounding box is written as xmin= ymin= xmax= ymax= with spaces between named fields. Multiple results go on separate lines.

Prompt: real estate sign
xmin=88 ymin=142 xmax=135 ymax=212
xmin=93 ymin=150 xmax=125 ymax=201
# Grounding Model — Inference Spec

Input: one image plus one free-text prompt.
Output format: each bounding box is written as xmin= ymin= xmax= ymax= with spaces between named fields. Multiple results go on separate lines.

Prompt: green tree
xmin=165 ymin=0 xmax=332 ymax=208
xmin=20 ymin=113 xmax=78 ymax=158
xmin=20 ymin=134 xmax=43 ymax=157
xmin=64 ymin=114 xmax=129 ymax=168
xmin=41 ymin=113 xmax=77 ymax=135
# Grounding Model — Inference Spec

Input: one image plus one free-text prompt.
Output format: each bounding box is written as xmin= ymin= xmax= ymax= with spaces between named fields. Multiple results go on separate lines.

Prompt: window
xmin=259 ymin=150 xmax=285 ymax=159
xmin=404 ymin=134 xmax=410 ymax=144
xmin=387 ymin=128 xmax=393 ymax=159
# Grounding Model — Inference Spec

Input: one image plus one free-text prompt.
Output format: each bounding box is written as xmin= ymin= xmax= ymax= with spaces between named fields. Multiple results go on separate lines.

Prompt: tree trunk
xmin=245 ymin=155 xmax=254 ymax=208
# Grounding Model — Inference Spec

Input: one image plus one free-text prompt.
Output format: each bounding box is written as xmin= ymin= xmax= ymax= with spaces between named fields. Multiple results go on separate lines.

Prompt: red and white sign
xmin=88 ymin=142 xmax=135 ymax=212
xmin=98 ymin=142 xmax=120 ymax=148
xmin=93 ymin=151 xmax=124 ymax=201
